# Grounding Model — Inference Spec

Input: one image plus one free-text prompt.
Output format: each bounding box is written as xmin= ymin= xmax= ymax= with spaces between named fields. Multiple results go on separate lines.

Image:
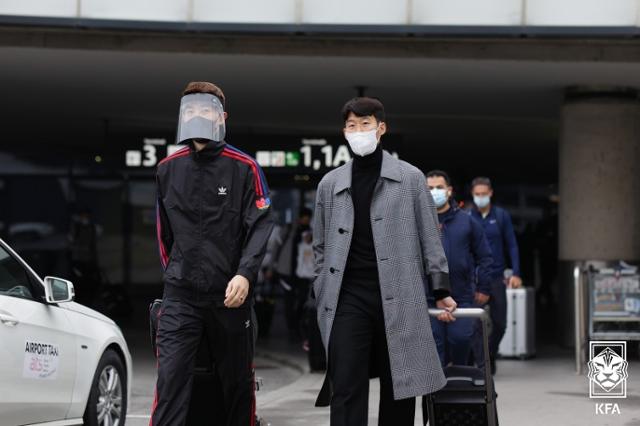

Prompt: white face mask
xmin=345 ymin=129 xmax=378 ymax=157
xmin=430 ymin=188 xmax=449 ymax=208
xmin=474 ymin=195 xmax=491 ymax=209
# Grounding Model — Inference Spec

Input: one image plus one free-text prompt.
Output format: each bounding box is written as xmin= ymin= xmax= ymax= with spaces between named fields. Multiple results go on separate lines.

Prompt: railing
xmin=574 ymin=264 xmax=587 ymax=374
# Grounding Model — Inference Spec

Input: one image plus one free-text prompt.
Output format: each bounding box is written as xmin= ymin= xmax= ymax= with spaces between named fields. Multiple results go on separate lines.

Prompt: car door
xmin=0 ymin=244 xmax=77 ymax=425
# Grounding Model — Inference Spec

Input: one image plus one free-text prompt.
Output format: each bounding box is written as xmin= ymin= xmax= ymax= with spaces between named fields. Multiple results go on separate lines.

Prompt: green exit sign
xmin=286 ymin=152 xmax=300 ymax=167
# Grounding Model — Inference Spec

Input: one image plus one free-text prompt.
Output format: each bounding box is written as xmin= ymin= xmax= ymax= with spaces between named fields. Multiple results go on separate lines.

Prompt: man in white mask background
xmin=312 ymin=97 xmax=457 ymax=425
xmin=423 ymin=170 xmax=493 ymax=425
xmin=470 ymin=176 xmax=522 ymax=375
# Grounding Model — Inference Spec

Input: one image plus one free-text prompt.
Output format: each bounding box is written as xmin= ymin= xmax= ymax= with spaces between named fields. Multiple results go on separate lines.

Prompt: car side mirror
xmin=43 ymin=276 xmax=75 ymax=304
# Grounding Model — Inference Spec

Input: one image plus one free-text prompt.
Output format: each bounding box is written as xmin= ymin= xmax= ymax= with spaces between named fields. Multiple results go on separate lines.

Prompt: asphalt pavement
xmin=118 ymin=298 xmax=640 ymax=426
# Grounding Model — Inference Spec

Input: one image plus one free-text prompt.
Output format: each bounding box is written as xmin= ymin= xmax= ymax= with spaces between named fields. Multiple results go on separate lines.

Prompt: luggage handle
xmin=428 ymin=307 xmax=487 ymax=320
xmin=446 ymin=376 xmax=485 ymax=385
xmin=428 ymin=308 xmax=497 ymax=426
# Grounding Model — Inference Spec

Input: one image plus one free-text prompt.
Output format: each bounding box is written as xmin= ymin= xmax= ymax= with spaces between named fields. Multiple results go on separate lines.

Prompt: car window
xmin=0 ymin=246 xmax=34 ymax=300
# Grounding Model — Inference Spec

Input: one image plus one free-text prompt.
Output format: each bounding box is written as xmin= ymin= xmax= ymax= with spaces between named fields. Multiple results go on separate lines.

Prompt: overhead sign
xmin=120 ymin=134 xmax=402 ymax=172
xmin=256 ymin=138 xmax=398 ymax=171
xmin=126 ymin=138 xmax=182 ymax=168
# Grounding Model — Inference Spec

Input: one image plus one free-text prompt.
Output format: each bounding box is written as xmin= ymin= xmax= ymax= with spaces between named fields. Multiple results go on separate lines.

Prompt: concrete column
xmin=558 ymin=87 xmax=640 ymax=345
xmin=559 ymin=87 xmax=640 ymax=261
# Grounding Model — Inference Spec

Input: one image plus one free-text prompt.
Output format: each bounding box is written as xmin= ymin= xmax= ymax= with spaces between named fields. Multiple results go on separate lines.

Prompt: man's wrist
xmin=235 ymin=269 xmax=253 ymax=285
xmin=433 ymin=289 xmax=450 ymax=301
xmin=430 ymin=272 xmax=451 ymax=292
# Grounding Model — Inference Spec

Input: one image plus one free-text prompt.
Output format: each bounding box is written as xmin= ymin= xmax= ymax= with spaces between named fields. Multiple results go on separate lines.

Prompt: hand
xmin=508 ymin=275 xmax=523 ymax=289
xmin=474 ymin=292 xmax=490 ymax=305
xmin=224 ymin=275 xmax=250 ymax=308
xmin=435 ymin=296 xmax=457 ymax=322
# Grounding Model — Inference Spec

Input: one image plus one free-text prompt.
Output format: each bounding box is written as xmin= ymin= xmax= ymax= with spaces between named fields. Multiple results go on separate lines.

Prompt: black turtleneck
xmin=343 ymin=144 xmax=383 ymax=287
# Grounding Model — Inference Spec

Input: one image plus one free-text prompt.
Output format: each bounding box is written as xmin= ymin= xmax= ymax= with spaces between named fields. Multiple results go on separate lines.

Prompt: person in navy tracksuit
xmin=470 ymin=176 xmax=522 ymax=375
xmin=425 ymin=170 xmax=493 ymax=366
xmin=421 ymin=170 xmax=493 ymax=426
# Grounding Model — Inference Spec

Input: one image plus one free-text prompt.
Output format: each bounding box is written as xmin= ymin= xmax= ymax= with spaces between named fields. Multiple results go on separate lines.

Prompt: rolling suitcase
xmin=149 ymin=299 xmax=265 ymax=426
xmin=498 ymin=287 xmax=536 ymax=359
xmin=424 ymin=308 xmax=498 ymax=426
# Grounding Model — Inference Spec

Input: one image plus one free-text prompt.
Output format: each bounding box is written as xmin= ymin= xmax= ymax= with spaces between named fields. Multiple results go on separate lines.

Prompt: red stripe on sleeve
xmin=156 ymin=204 xmax=169 ymax=268
xmin=158 ymin=147 xmax=190 ymax=166
xmin=221 ymin=149 xmax=264 ymax=196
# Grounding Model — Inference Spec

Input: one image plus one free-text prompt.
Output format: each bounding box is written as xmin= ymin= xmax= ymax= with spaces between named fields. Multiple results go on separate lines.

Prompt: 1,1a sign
xmin=256 ymin=138 xmax=397 ymax=171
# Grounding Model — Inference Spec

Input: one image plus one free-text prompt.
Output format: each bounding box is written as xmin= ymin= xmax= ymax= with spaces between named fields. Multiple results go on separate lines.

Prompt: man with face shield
xmin=151 ymin=82 xmax=274 ymax=425
xmin=177 ymin=92 xmax=226 ymax=144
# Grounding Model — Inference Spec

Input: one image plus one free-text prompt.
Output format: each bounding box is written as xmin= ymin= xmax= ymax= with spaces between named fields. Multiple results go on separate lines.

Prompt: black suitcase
xmin=149 ymin=299 xmax=263 ymax=426
xmin=424 ymin=308 xmax=498 ymax=426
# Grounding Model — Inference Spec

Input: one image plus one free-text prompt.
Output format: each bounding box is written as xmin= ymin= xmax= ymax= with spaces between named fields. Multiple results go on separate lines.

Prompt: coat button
xmin=329 ymin=267 xmax=335 ymax=274
xmin=338 ymin=228 xmax=345 ymax=234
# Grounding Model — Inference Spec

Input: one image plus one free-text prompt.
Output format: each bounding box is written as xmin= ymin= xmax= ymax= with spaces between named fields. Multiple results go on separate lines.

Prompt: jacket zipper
xmin=197 ymin=155 xmax=205 ymax=295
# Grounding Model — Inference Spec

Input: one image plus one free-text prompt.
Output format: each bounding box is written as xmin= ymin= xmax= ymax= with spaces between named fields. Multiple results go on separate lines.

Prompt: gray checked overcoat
xmin=312 ymin=150 xmax=450 ymax=406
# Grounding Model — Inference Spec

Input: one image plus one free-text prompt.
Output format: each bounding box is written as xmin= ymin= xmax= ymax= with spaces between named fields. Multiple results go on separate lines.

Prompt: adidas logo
xmin=218 ymin=186 xmax=227 ymax=196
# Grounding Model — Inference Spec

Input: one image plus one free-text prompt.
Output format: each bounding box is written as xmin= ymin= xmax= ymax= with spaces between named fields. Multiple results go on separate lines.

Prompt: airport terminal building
xmin=1 ymin=0 xmax=640 ymax=344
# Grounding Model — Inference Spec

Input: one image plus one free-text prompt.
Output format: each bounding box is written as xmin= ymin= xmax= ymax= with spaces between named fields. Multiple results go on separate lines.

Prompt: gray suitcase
xmin=498 ymin=288 xmax=536 ymax=359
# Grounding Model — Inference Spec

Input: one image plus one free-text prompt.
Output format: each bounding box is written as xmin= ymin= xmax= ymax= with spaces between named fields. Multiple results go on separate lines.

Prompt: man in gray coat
xmin=313 ymin=97 xmax=457 ymax=425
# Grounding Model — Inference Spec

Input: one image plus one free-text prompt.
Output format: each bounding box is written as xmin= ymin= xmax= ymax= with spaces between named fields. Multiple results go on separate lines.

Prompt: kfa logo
xmin=218 ymin=186 xmax=227 ymax=196
xmin=588 ymin=341 xmax=628 ymax=399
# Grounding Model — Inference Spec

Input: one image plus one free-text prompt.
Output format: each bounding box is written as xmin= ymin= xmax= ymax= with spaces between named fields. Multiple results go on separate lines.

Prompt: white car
xmin=0 ymin=238 xmax=132 ymax=426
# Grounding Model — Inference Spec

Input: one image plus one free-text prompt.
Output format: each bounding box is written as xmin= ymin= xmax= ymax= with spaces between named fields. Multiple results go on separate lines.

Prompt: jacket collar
xmin=439 ymin=203 xmax=459 ymax=223
xmin=472 ymin=204 xmax=494 ymax=219
xmin=333 ymin=150 xmax=402 ymax=194
xmin=190 ymin=140 xmax=226 ymax=160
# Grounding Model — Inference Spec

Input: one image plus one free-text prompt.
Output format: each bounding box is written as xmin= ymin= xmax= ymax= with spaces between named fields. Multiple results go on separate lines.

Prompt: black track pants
xmin=150 ymin=299 xmax=255 ymax=426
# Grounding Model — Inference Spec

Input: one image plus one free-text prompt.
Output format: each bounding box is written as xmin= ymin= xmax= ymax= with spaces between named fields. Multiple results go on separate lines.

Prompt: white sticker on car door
xmin=23 ymin=340 xmax=60 ymax=379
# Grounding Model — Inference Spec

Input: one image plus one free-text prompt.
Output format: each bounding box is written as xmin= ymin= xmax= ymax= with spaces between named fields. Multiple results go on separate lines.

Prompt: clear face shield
xmin=176 ymin=93 xmax=226 ymax=144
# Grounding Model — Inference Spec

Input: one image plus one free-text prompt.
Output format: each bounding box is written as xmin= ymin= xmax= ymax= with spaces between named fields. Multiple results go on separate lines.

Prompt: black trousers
xmin=283 ymin=276 xmax=310 ymax=338
xmin=329 ymin=281 xmax=415 ymax=426
xmin=150 ymin=298 xmax=255 ymax=426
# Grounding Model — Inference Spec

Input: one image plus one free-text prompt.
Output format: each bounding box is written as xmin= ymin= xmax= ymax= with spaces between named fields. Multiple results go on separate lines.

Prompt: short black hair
xmin=341 ymin=97 xmax=385 ymax=123
xmin=426 ymin=170 xmax=452 ymax=186
xmin=471 ymin=176 xmax=492 ymax=190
